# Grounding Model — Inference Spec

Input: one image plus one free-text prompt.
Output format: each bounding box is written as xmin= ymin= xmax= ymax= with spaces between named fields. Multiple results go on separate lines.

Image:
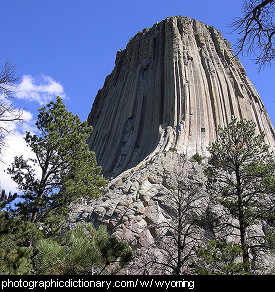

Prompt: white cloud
xmin=0 ymin=106 xmax=32 ymax=135
xmin=13 ymin=75 xmax=67 ymax=105
xmin=0 ymin=74 xmax=66 ymax=193
xmin=0 ymin=130 xmax=38 ymax=193
xmin=0 ymin=107 xmax=39 ymax=193
xmin=20 ymin=109 xmax=37 ymax=134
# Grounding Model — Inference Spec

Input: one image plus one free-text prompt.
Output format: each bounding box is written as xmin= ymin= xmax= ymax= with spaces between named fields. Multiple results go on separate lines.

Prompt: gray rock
xmin=67 ymin=151 xmax=209 ymax=273
xmin=87 ymin=16 xmax=275 ymax=178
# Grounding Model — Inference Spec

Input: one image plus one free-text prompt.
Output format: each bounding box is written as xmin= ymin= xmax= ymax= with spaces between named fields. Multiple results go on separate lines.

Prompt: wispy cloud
xmin=13 ymin=75 xmax=67 ymax=105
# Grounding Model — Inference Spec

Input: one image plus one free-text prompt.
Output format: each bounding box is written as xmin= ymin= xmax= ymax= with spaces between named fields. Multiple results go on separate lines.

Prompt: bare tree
xmin=231 ymin=0 xmax=274 ymax=69
xmin=0 ymin=60 xmax=22 ymax=152
xmin=0 ymin=60 xmax=18 ymax=97
xmin=151 ymin=179 xmax=206 ymax=275
xmin=134 ymin=155 xmax=207 ymax=275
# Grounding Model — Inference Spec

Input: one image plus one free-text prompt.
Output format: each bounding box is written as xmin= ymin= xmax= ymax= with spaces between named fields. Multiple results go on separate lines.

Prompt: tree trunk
xmin=176 ymin=184 xmax=182 ymax=275
xmin=236 ymin=166 xmax=250 ymax=272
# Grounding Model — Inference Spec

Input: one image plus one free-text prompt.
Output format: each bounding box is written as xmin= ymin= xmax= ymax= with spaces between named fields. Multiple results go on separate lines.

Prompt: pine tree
xmin=1 ymin=191 xmax=34 ymax=274
xmin=34 ymin=223 xmax=132 ymax=275
xmin=194 ymin=240 xmax=244 ymax=275
xmin=7 ymin=96 xmax=107 ymax=226
xmin=1 ymin=97 xmax=110 ymax=274
xmin=205 ymin=117 xmax=275 ymax=273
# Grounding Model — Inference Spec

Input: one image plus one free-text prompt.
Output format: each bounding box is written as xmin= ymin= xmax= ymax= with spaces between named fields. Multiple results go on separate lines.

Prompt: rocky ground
xmin=67 ymin=150 xmax=210 ymax=274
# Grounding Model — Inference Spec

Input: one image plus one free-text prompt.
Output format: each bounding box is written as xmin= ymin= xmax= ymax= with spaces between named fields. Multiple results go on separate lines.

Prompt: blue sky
xmin=0 ymin=0 xmax=274 ymax=191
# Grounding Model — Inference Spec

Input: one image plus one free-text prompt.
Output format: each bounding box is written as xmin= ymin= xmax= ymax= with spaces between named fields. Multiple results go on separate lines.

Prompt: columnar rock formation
xmin=87 ymin=16 xmax=275 ymax=178
xmin=68 ymin=16 xmax=275 ymax=274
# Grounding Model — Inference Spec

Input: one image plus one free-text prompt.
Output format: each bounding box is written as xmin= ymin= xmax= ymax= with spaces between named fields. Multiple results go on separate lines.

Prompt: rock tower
xmin=69 ymin=16 xmax=275 ymax=274
xmin=87 ymin=16 xmax=275 ymax=178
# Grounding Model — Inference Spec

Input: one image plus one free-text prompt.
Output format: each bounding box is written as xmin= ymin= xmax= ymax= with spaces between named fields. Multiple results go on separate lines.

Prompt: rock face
xmin=69 ymin=16 xmax=275 ymax=274
xmin=68 ymin=151 xmax=209 ymax=274
xmin=88 ymin=16 xmax=275 ymax=178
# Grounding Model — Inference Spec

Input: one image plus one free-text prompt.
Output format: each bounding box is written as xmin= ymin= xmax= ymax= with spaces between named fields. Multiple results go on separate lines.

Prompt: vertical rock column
xmin=87 ymin=16 xmax=275 ymax=178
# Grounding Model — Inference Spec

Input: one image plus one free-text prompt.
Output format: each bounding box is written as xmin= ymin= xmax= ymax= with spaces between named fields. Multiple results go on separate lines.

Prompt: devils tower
xmin=87 ymin=16 xmax=275 ymax=178
xmin=69 ymin=16 xmax=275 ymax=274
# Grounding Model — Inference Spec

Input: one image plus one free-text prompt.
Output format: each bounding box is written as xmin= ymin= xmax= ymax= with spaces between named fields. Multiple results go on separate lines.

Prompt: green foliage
xmin=0 ymin=97 xmax=121 ymax=275
xmin=0 ymin=209 xmax=43 ymax=274
xmin=0 ymin=190 xmax=17 ymax=210
xmin=0 ymin=209 xmax=34 ymax=275
xmin=35 ymin=223 xmax=132 ymax=275
xmin=193 ymin=240 xmax=245 ymax=275
xmin=7 ymin=96 xmax=107 ymax=223
xmin=190 ymin=153 xmax=203 ymax=164
xmin=0 ymin=245 xmax=33 ymax=275
xmin=169 ymin=147 xmax=177 ymax=152
xmin=205 ymin=117 xmax=275 ymax=273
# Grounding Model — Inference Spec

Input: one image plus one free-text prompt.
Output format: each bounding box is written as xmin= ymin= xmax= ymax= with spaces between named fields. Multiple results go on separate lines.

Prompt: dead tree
xmin=231 ymin=0 xmax=275 ymax=69
xmin=135 ymin=154 xmax=207 ymax=275
xmin=0 ymin=60 xmax=22 ymax=152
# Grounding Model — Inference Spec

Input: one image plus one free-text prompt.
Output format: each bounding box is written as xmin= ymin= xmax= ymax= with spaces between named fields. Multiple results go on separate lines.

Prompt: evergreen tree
xmin=7 ymin=96 xmax=106 ymax=225
xmin=194 ymin=240 xmax=244 ymax=275
xmin=135 ymin=155 xmax=206 ymax=275
xmin=0 ymin=97 xmax=114 ymax=275
xmin=205 ymin=117 xmax=275 ymax=273
xmin=0 ymin=190 xmax=34 ymax=274
xmin=0 ymin=190 xmax=17 ymax=210
xmin=34 ymin=223 xmax=132 ymax=275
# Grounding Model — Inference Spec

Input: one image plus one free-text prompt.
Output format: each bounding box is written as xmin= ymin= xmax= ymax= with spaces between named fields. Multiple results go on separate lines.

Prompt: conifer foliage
xmin=204 ymin=117 xmax=275 ymax=273
xmin=0 ymin=97 xmax=132 ymax=275
xmin=7 ymin=96 xmax=106 ymax=223
xmin=35 ymin=223 xmax=132 ymax=275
